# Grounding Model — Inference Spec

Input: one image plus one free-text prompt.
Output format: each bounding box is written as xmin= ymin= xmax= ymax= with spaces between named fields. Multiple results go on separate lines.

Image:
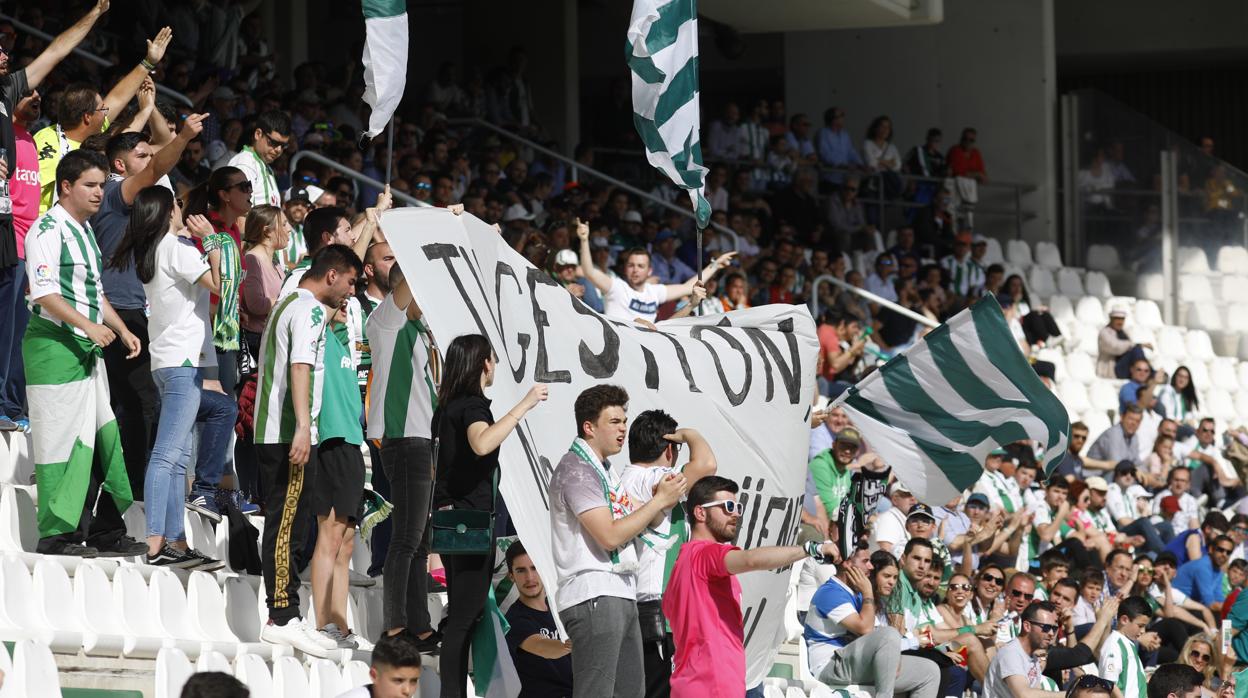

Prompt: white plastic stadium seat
xmin=1179 ymin=246 xmax=1211 ymax=274
xmin=308 ymin=657 xmax=349 ymax=698
xmin=343 ymin=660 xmax=371 ymax=689
xmin=273 ymin=655 xmax=310 ymax=698
xmin=1179 ymin=274 xmax=1214 ymax=303
xmin=1133 ymin=301 xmax=1164 ymax=330
xmin=155 ymin=647 xmax=193 ymax=698
xmin=1211 ymin=359 xmax=1239 ymax=392
xmin=1007 ymin=239 xmax=1033 ymax=267
xmin=1227 ymin=306 xmax=1248 ymax=334
xmin=1157 ymin=327 xmax=1187 ymax=361
xmin=9 ymin=639 xmax=62 ymax=698
xmin=234 ymin=652 xmax=275 ymax=696
xmin=1186 ymin=360 xmax=1211 ymax=390
xmin=1186 ymin=330 xmax=1216 ymax=363
xmin=1236 ymin=391 xmax=1248 ymax=419
xmin=1027 ymin=267 xmax=1057 ymax=298
xmin=1088 ymin=382 xmax=1120 ymax=414
xmin=1080 ymin=410 xmax=1113 ymax=446
xmin=1034 ymin=241 xmax=1063 ymax=269
xmin=1220 ymin=276 xmax=1248 ymax=304
xmin=197 ymin=650 xmax=232 ymax=674
xmin=1074 ymin=297 xmax=1105 ymax=326
xmin=73 ymin=561 xmax=129 ymax=657
xmin=0 ymin=432 xmax=33 ymax=487
xmin=983 ymin=237 xmax=1004 ymax=265
xmin=1217 ymin=246 xmax=1248 ymax=275
xmin=1086 ymin=245 xmax=1121 ymax=272
xmin=32 ymin=559 xmax=86 ymax=653
xmin=1084 ymin=271 xmax=1113 ymax=299
xmin=1059 ymin=381 xmax=1091 ymax=417
xmin=1185 ymin=303 xmax=1222 ymax=333
xmin=1065 ymin=352 xmax=1097 ymax=386
xmin=0 ymin=484 xmax=37 ymax=553
xmin=1207 ymin=387 xmax=1236 ymax=421
xmin=1046 ymin=294 xmax=1075 ymax=325
xmin=0 ymin=555 xmax=40 ymax=641
xmin=114 ymin=566 xmax=173 ymax=659
xmin=1137 ymin=273 xmax=1165 ymax=302
xmin=1056 ymin=269 xmax=1084 ymax=297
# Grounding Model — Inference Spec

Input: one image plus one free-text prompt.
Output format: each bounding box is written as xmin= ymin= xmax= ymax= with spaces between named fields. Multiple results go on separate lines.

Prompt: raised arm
xmin=121 ymin=113 xmax=205 ymax=204
xmin=122 ymin=78 xmax=156 ymax=135
xmin=350 ymin=187 xmax=393 ymax=259
xmin=668 ymin=427 xmax=717 ymax=484
xmin=464 ymin=385 xmax=547 ymax=457
xmin=663 ymin=251 xmax=737 ymax=300
xmin=103 ymin=27 xmax=173 ymax=118
xmin=724 ymin=541 xmax=835 ymax=575
xmin=578 ymin=474 xmax=686 ymax=551
xmin=23 ymin=0 xmax=110 ymax=88
xmin=576 ymin=219 xmax=613 ymax=293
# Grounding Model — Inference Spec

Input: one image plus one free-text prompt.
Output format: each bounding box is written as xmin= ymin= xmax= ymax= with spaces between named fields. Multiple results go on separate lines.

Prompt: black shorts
xmin=312 ymin=438 xmax=366 ymax=520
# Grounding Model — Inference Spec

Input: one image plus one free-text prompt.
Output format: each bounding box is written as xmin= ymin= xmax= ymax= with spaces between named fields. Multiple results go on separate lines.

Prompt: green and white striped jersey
xmin=25 ymin=204 xmax=104 ymax=337
xmin=1098 ymin=630 xmax=1147 ymax=698
xmin=282 ymin=224 xmax=307 ymax=268
xmin=365 ymin=293 xmax=438 ymax=440
xmin=254 ymin=288 xmax=328 ymax=445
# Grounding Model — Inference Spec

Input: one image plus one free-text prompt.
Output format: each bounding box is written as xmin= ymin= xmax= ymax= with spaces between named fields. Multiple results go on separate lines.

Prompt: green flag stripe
xmin=632 ymin=113 xmax=669 ymax=153
xmin=969 ymin=299 xmax=1069 ymax=457
xmin=909 ymin=434 xmax=994 ymax=492
xmin=362 ymin=0 xmax=405 ymax=19
xmin=643 ymin=0 xmax=696 ymax=55
xmin=626 ymin=40 xmax=666 ymax=84
xmin=880 ymin=357 xmax=996 ymax=448
xmin=653 ymin=56 xmax=699 ymax=128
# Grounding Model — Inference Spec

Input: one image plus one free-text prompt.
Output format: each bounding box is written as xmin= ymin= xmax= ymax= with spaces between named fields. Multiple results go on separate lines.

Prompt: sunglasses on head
xmin=700 ymin=499 xmax=740 ymax=515
xmin=1066 ymin=675 xmax=1113 ymax=697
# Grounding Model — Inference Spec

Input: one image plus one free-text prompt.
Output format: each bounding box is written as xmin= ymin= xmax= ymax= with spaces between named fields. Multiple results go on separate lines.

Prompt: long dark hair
xmin=184 ymin=165 xmax=244 ymax=219
xmin=1004 ymin=273 xmax=1032 ymax=306
xmin=107 ymin=186 xmax=173 ymax=284
xmin=436 ymin=334 xmax=494 ymax=408
xmin=1172 ymin=365 xmax=1201 ymax=411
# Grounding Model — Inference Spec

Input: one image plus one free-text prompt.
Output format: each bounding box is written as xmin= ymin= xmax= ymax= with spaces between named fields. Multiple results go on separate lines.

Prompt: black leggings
xmin=1021 ymin=311 xmax=1062 ymax=346
xmin=440 ymin=552 xmax=492 ymax=698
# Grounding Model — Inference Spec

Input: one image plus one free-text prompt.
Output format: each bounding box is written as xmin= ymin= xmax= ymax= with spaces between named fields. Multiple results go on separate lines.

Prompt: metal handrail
xmin=808 ymin=273 xmax=938 ymax=328
xmin=447 ymin=117 xmax=742 ymax=253
xmin=289 ymin=149 xmax=430 ymax=208
xmin=0 ymin=11 xmax=194 ymax=108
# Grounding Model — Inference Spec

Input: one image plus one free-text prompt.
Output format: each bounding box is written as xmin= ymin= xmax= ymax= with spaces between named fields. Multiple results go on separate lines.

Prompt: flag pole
xmin=385 ymin=118 xmax=395 ymax=187
xmin=695 ymin=225 xmax=703 ymax=316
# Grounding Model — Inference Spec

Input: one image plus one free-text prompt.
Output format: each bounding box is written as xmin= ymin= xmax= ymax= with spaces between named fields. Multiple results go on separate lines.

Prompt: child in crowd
xmin=337 ymin=631 xmax=423 ymax=698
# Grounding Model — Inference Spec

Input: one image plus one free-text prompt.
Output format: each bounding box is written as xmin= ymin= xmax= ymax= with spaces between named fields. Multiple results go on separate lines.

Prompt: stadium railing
xmin=288 ymin=148 xmax=429 ymax=209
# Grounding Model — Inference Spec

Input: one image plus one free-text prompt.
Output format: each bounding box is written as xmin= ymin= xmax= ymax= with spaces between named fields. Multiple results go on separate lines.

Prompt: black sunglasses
xmin=1009 ymin=589 xmax=1032 ymax=598
xmin=227 ymin=180 xmax=254 ymax=193
xmin=1215 ymin=546 xmax=1234 ymax=555
xmin=980 ymin=573 xmax=1004 ymax=586
xmin=1066 ymin=675 xmax=1113 ymax=698
xmin=1029 ymin=621 xmax=1058 ymax=633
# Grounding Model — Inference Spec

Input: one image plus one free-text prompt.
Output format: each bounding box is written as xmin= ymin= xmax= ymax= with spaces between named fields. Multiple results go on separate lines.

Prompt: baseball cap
xmin=654 ymin=229 xmax=677 ymax=243
xmin=503 ymin=203 xmax=535 ymax=222
xmin=1109 ymin=308 xmax=1127 ymax=319
xmin=1160 ymin=495 xmax=1181 ymax=514
xmin=591 ymin=237 xmax=610 ymax=249
xmin=1086 ymin=476 xmax=1109 ymax=492
xmin=972 ymin=234 xmax=987 ymax=245
xmin=887 ymin=480 xmax=913 ymax=496
xmin=955 ymin=231 xmax=973 ymax=244
xmin=907 ymin=503 xmax=936 ymax=522
xmin=988 ymin=447 xmax=1008 ymax=458
xmin=555 ymin=249 xmax=578 ymax=267
xmin=622 ymin=210 xmax=644 ymax=224
xmin=966 ymin=493 xmax=990 ymax=508
xmin=834 ymin=427 xmax=862 ymax=447
xmin=286 ymin=187 xmax=313 ymax=204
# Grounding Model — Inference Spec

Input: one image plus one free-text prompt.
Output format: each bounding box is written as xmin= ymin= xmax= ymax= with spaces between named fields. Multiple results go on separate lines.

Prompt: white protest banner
xmin=382 ymin=207 xmax=819 ymax=685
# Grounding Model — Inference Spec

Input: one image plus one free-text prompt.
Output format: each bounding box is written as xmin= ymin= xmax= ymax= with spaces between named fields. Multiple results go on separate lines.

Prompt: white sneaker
xmin=342 ymin=631 xmax=374 ymax=651
xmin=307 ymin=621 xmax=341 ymax=651
xmin=261 ymin=617 xmax=330 ymax=657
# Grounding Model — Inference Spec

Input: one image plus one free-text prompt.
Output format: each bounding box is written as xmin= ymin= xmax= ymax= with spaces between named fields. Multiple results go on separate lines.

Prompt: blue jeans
xmin=147 ymin=367 xmax=202 ymax=541
xmin=0 ymin=259 xmax=28 ymax=418
xmin=190 ymin=385 xmax=238 ymax=495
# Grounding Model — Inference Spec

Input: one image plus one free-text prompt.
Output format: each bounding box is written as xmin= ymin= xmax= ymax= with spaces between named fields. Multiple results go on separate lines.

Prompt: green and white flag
xmin=361 ymin=0 xmax=408 ymax=139
xmin=471 ymin=587 xmax=521 ymax=698
xmin=832 ymin=295 xmax=1069 ymax=504
xmin=627 ymin=0 xmax=711 ymax=229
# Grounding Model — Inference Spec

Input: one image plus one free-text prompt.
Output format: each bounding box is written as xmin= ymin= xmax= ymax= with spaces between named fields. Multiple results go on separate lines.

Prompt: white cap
xmin=503 ymin=203 xmax=535 ymax=222
xmin=622 ymin=210 xmax=643 ymax=224
xmin=555 ymin=249 xmax=578 ymax=266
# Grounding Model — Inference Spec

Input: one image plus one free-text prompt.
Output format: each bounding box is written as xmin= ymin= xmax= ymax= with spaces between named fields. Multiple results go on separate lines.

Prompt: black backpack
xmin=221 ymin=495 xmax=263 ymax=575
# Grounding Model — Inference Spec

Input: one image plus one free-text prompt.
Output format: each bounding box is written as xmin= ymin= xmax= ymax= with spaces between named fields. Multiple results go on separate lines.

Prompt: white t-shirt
xmin=984 ymin=638 xmax=1043 ymax=698
xmin=364 ymin=294 xmax=436 ymax=440
xmin=618 ymin=463 xmax=674 ymax=602
xmin=1106 ymin=482 xmax=1151 ymax=524
xmin=871 ymin=507 xmax=907 ymax=554
xmin=603 ymin=276 xmax=668 ymax=323
xmin=548 ymin=451 xmax=636 ymax=610
xmin=1147 ymin=582 xmax=1189 ymax=607
xmin=144 ymin=233 xmax=213 ymax=369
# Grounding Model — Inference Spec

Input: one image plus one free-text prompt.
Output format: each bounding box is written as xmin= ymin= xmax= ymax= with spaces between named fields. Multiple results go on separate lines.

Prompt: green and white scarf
xmin=569 ymin=438 xmax=640 ymax=574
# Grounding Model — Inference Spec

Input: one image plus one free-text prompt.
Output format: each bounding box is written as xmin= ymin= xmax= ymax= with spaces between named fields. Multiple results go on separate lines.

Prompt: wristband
xmin=804 ymin=540 xmax=825 ymax=561
xmin=958 ymin=625 xmax=974 ymax=635
xmin=141 ymin=59 xmax=157 ymax=73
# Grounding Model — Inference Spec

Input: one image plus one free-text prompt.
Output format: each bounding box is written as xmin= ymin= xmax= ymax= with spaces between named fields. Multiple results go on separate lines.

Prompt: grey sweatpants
xmin=562 ymin=595 xmax=645 ymax=698
xmin=817 ymin=626 xmax=941 ymax=698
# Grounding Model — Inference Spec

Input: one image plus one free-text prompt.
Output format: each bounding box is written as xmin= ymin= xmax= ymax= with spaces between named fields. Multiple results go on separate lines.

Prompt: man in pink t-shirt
xmin=663 ymin=476 xmax=837 ymax=697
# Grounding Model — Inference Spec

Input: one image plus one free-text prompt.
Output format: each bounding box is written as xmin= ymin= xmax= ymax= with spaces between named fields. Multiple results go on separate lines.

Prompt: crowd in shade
xmin=4 ymin=4 xmax=1248 ymax=698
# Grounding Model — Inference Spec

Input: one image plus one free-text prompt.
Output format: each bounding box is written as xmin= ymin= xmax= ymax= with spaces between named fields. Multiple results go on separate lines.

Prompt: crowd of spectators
xmin=7 ymin=4 xmax=1248 ymax=698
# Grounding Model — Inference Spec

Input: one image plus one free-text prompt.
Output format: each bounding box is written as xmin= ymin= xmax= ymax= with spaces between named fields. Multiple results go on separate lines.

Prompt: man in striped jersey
xmin=24 ymin=149 xmax=146 ymax=557
xmin=254 ymin=243 xmax=362 ymax=657
xmin=1097 ymin=596 xmax=1151 ymax=698
xmin=366 ymin=261 xmax=442 ymax=654
xmin=227 ymin=110 xmax=289 ymax=209
xmin=939 ymin=230 xmax=985 ymax=303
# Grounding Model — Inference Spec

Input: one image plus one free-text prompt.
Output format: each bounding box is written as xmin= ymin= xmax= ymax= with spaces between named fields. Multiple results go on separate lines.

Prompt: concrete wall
xmin=1055 ymin=0 xmax=1248 ymax=62
xmin=783 ymin=0 xmax=1057 ymax=243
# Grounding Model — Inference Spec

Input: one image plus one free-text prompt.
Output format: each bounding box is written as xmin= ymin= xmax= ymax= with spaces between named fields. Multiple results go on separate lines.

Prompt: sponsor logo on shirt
xmin=628 ymin=298 xmax=658 ymax=314
xmin=34 ymin=263 xmax=54 ymax=286
xmin=13 ymin=168 xmax=38 ymax=186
